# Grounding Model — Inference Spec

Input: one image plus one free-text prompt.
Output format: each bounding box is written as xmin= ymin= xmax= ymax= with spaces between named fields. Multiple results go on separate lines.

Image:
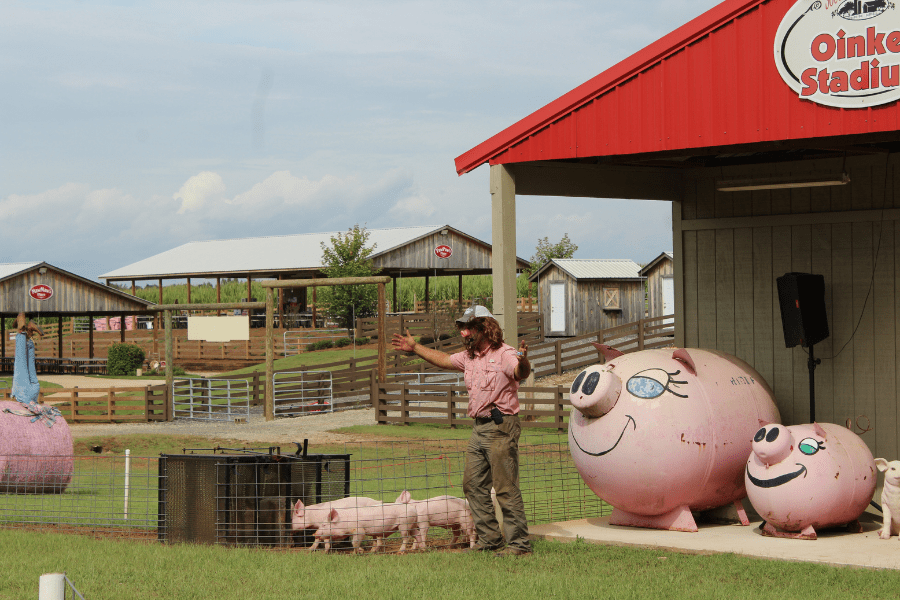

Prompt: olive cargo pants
xmin=462 ymin=414 xmax=531 ymax=551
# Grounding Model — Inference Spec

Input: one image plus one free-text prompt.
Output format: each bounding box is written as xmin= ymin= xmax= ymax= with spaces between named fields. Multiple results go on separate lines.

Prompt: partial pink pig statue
xmin=745 ymin=422 xmax=875 ymax=539
xmin=568 ymin=345 xmax=781 ymax=532
xmin=399 ymin=494 xmax=475 ymax=549
xmin=310 ymin=491 xmax=417 ymax=553
xmin=875 ymin=458 xmax=900 ymax=539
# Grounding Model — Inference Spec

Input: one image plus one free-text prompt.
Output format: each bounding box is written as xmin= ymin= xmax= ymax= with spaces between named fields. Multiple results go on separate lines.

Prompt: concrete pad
xmin=530 ymin=514 xmax=900 ymax=570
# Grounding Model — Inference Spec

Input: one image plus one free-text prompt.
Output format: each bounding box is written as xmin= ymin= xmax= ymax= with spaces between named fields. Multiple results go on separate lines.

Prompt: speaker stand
xmin=808 ymin=344 xmax=821 ymax=422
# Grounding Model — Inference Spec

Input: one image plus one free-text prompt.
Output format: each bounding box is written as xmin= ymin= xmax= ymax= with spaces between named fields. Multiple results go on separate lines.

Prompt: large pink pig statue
xmin=568 ymin=345 xmax=781 ymax=532
xmin=745 ymin=422 xmax=875 ymax=540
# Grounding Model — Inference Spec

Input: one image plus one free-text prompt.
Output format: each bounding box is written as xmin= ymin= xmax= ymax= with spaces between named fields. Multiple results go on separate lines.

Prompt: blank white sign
xmin=188 ymin=316 xmax=250 ymax=342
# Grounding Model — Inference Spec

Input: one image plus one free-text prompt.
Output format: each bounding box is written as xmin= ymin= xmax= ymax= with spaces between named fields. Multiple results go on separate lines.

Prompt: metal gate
xmin=172 ymin=378 xmax=251 ymax=421
xmin=272 ymin=371 xmax=333 ymax=417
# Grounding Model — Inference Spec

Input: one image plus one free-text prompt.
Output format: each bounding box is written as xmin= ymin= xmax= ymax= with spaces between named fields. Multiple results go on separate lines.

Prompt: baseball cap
xmin=456 ymin=305 xmax=495 ymax=325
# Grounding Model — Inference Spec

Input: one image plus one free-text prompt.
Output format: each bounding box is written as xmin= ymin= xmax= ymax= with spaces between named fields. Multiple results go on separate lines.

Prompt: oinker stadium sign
xmin=775 ymin=0 xmax=900 ymax=108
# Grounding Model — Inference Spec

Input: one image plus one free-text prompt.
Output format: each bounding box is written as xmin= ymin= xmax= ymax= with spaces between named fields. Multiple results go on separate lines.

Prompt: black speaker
xmin=776 ymin=273 xmax=829 ymax=348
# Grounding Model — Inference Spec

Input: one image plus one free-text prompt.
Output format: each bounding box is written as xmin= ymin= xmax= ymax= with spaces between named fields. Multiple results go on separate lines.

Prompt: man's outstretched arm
xmin=390 ymin=329 xmax=458 ymax=371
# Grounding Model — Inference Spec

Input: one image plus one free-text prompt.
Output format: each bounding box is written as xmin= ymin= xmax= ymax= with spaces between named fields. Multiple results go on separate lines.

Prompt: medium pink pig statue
xmin=568 ymin=345 xmax=781 ymax=532
xmin=745 ymin=422 xmax=876 ymax=540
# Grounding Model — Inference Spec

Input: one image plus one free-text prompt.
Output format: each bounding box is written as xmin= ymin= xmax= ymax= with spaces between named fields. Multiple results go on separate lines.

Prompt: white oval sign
xmin=775 ymin=0 xmax=900 ymax=108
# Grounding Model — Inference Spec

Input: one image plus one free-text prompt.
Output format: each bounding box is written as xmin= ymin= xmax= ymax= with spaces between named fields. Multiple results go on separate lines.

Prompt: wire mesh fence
xmin=0 ymin=433 xmax=608 ymax=553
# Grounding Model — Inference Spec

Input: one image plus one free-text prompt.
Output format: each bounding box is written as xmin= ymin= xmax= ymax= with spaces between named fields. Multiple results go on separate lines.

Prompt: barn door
xmin=549 ymin=282 xmax=566 ymax=334
xmin=662 ymin=276 xmax=674 ymax=325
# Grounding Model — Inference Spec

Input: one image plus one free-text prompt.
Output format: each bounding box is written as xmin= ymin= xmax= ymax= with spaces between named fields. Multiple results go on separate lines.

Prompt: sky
xmin=0 ymin=0 xmax=720 ymax=282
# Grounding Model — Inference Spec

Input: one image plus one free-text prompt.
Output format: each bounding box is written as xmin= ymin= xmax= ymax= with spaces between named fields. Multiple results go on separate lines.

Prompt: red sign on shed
xmin=29 ymin=284 xmax=53 ymax=301
xmin=434 ymin=244 xmax=452 ymax=259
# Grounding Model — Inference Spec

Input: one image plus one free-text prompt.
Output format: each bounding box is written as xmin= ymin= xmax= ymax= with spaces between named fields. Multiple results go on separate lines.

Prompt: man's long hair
xmin=463 ymin=316 xmax=505 ymax=358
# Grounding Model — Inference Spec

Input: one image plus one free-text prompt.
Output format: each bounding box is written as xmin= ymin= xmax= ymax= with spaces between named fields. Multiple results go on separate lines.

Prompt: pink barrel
xmin=0 ymin=400 xmax=74 ymax=493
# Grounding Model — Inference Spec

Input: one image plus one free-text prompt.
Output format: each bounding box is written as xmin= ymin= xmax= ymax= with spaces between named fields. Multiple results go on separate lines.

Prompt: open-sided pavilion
xmin=457 ymin=0 xmax=900 ymax=461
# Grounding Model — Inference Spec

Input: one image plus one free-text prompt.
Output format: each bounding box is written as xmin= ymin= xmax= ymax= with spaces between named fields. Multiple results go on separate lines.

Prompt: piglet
xmin=292 ymin=496 xmax=381 ymax=550
xmin=313 ymin=490 xmax=417 ymax=553
xmin=876 ymin=458 xmax=900 ymax=540
xmin=400 ymin=493 xmax=475 ymax=550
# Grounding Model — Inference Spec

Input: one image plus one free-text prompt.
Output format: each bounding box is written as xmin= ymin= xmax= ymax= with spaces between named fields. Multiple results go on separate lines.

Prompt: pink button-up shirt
xmin=450 ymin=343 xmax=521 ymax=418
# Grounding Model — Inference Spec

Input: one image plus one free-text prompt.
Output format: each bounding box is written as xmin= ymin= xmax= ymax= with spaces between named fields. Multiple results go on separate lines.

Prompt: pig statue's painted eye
xmin=798 ymin=438 xmax=825 ymax=455
xmin=627 ymin=376 xmax=665 ymax=399
xmin=626 ymin=368 xmax=689 ymax=399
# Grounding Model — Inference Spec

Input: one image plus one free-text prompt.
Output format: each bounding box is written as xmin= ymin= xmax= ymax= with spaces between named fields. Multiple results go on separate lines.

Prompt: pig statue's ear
xmin=592 ymin=343 xmax=624 ymax=361
xmin=876 ymin=458 xmax=890 ymax=472
xmin=813 ymin=422 xmax=827 ymax=438
xmin=672 ymin=349 xmax=697 ymax=376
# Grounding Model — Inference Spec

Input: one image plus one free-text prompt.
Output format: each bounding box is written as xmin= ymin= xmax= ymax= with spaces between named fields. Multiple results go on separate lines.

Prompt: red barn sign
xmin=29 ymin=284 xmax=53 ymax=301
xmin=434 ymin=244 xmax=452 ymax=259
xmin=776 ymin=0 xmax=900 ymax=108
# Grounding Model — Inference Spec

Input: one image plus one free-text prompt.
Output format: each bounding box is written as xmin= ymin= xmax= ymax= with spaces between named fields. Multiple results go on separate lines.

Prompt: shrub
xmin=334 ymin=337 xmax=352 ymax=348
xmin=418 ymin=335 xmax=435 ymax=345
xmin=107 ymin=343 xmax=146 ymax=376
xmin=356 ymin=337 xmax=369 ymax=345
xmin=307 ymin=339 xmax=335 ymax=351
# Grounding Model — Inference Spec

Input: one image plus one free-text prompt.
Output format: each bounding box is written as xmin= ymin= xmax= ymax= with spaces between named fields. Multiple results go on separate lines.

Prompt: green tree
xmin=320 ymin=224 xmax=381 ymax=328
xmin=525 ymin=233 xmax=578 ymax=277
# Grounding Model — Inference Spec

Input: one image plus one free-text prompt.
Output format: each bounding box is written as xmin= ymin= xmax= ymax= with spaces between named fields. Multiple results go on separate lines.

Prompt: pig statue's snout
xmin=570 ymin=367 xmax=621 ymax=418
xmin=752 ymin=425 xmax=794 ymax=466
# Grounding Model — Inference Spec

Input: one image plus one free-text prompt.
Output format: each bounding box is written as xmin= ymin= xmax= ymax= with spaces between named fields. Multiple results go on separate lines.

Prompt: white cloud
xmin=388 ymin=195 xmax=436 ymax=220
xmin=229 ymin=171 xmax=343 ymax=208
xmin=174 ymin=171 xmax=226 ymax=214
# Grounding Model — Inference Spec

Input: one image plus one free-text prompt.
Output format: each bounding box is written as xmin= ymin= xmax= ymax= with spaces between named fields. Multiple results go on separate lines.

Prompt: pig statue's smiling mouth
xmin=570 ymin=415 xmax=636 ymax=457
xmin=746 ymin=463 xmax=808 ymax=488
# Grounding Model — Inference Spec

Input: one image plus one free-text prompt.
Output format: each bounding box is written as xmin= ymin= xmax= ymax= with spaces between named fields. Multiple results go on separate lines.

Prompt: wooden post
xmin=120 ymin=315 xmax=125 ymax=343
xmin=458 ymin=274 xmax=463 ymax=308
xmin=216 ymin=277 xmax=221 ymax=316
xmin=424 ymin=275 xmax=430 ymax=313
xmin=392 ymin=276 xmax=397 ymax=314
xmin=186 ymin=278 xmax=191 ymax=304
xmin=158 ymin=279 xmax=163 ymax=304
xmin=556 ymin=339 xmax=562 ymax=376
xmin=247 ymin=275 xmax=252 ymax=303
xmin=57 ymin=315 xmax=63 ymax=359
xmin=378 ymin=283 xmax=386 ymax=383
xmin=278 ymin=275 xmax=284 ymax=330
xmin=311 ymin=275 xmax=317 ymax=330
xmin=107 ymin=387 xmax=115 ymax=421
xmin=89 ymin=315 xmax=94 ymax=359
xmin=165 ymin=309 xmax=174 ymax=421
xmin=131 ymin=280 xmax=136 ymax=296
xmin=265 ymin=288 xmax=274 ymax=421
xmin=638 ymin=317 xmax=645 ymax=351
xmin=152 ymin=317 xmax=158 ymax=359
xmin=1 ymin=314 xmax=5 ymax=358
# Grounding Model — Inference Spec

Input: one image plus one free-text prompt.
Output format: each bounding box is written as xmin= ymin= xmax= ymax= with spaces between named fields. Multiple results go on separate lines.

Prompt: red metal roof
xmin=454 ymin=0 xmax=900 ymax=175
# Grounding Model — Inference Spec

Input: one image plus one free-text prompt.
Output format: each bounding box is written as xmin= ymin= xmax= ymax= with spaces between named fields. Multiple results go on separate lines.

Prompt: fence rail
xmin=171 ymin=378 xmax=251 ymax=421
xmin=3 ymin=386 xmax=170 ymax=423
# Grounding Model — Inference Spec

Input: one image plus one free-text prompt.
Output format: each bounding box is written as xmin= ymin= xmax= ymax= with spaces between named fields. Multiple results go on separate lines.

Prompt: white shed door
xmin=550 ymin=283 xmax=566 ymax=333
xmin=662 ymin=277 xmax=674 ymax=324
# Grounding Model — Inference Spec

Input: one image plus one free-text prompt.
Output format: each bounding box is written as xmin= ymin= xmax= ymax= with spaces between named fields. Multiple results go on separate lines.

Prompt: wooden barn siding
xmin=645 ymin=259 xmax=673 ymax=318
xmin=679 ymin=154 xmax=900 ymax=460
xmin=0 ymin=270 xmax=148 ymax=313
xmin=373 ymin=232 xmax=493 ymax=271
xmin=537 ymin=265 xmax=642 ymax=336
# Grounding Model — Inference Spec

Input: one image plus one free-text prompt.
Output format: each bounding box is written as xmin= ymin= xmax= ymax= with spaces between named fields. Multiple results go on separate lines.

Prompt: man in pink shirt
xmin=391 ymin=305 xmax=532 ymax=556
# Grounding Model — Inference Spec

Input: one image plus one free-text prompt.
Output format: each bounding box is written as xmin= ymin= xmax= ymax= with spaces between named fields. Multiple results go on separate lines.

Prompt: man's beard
xmin=463 ymin=330 xmax=483 ymax=355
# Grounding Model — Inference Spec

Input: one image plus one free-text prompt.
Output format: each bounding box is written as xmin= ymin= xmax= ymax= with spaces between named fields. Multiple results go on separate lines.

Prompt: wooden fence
xmin=2 ymin=385 xmax=170 ymax=423
xmin=372 ymin=373 xmax=570 ymax=430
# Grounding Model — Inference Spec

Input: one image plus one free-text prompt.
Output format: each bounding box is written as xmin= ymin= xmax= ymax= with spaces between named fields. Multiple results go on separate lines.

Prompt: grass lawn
xmin=220 ymin=347 xmax=379 ymax=376
xmin=4 ymin=531 xmax=900 ymax=600
xmin=0 ymin=376 xmax=62 ymax=390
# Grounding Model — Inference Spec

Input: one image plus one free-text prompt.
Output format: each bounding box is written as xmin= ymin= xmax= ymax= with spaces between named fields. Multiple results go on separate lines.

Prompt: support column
xmin=265 ymin=288 xmax=274 ymax=421
xmin=186 ymin=278 xmax=191 ymax=304
xmin=378 ymin=283 xmax=386 ymax=382
xmin=216 ymin=277 xmax=221 ymax=316
xmin=490 ymin=164 xmax=518 ymax=342
xmin=458 ymin=274 xmax=463 ymax=308
xmin=158 ymin=279 xmax=163 ymax=304
xmin=672 ymin=199 xmax=685 ymax=348
xmin=277 ymin=275 xmax=284 ymax=329
xmin=58 ymin=315 xmax=63 ymax=358
xmin=164 ymin=309 xmax=173 ymax=418
xmin=392 ymin=276 xmax=397 ymax=313
xmin=1 ymin=315 xmax=5 ymax=358
xmin=120 ymin=314 xmax=126 ymax=343
xmin=89 ymin=314 xmax=94 ymax=359
xmin=424 ymin=275 xmax=430 ymax=313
